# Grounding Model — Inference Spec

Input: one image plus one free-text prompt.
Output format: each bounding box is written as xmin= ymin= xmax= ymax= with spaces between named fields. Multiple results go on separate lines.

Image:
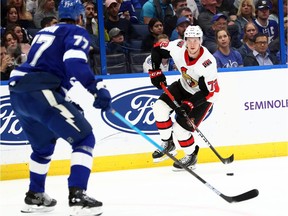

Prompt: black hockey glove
xmin=92 ymin=79 xmax=112 ymax=112
xmin=175 ymin=101 xmax=194 ymax=118
xmin=148 ymin=69 xmax=167 ymax=89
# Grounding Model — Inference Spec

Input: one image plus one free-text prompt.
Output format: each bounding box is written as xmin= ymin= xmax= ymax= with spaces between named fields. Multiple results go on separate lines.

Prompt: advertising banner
xmin=1 ymin=68 xmax=288 ymax=166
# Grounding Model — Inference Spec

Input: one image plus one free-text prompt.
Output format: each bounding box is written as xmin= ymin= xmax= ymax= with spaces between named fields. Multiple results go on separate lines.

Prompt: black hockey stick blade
xmin=222 ymin=153 xmax=234 ymax=164
xmin=221 ymin=189 xmax=259 ymax=203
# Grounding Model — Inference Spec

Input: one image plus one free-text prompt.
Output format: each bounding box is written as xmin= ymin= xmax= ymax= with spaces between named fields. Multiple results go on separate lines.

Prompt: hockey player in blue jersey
xmin=8 ymin=0 xmax=110 ymax=215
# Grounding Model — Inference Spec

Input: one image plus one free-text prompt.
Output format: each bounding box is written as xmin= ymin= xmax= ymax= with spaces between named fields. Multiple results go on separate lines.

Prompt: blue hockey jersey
xmin=10 ymin=23 xmax=95 ymax=91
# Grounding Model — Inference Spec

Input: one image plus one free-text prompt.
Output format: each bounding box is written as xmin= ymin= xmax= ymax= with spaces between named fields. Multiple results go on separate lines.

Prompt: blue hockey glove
xmin=148 ymin=69 xmax=167 ymax=89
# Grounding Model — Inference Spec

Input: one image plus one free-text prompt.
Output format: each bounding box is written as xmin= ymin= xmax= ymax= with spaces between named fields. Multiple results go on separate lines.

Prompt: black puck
xmin=226 ymin=173 xmax=234 ymax=176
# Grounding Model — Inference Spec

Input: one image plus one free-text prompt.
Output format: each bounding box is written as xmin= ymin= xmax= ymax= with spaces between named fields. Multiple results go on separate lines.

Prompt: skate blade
xmin=70 ymin=205 xmax=102 ymax=216
xmin=172 ymin=165 xmax=196 ymax=172
xmin=153 ymin=150 xmax=177 ymax=163
xmin=21 ymin=204 xmax=55 ymax=213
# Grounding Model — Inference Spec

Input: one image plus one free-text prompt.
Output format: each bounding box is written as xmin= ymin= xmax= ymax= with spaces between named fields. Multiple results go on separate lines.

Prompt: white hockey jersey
xmin=160 ymin=39 xmax=219 ymax=103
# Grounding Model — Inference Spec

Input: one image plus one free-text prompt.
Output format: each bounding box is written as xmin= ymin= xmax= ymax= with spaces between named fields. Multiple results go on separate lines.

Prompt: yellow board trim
xmin=1 ymin=141 xmax=287 ymax=181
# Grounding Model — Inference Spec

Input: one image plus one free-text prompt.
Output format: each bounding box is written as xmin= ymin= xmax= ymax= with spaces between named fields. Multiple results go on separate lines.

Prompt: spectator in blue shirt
xmin=213 ymin=29 xmax=243 ymax=68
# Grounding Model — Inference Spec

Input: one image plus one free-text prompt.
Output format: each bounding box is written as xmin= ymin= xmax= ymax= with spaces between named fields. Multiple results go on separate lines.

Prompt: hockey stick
xmin=109 ymin=108 xmax=259 ymax=203
xmin=160 ymin=83 xmax=234 ymax=164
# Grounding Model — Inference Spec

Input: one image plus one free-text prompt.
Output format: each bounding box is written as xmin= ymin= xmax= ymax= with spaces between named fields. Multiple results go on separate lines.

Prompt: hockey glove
xmin=175 ymin=101 xmax=194 ymax=118
xmin=92 ymin=80 xmax=112 ymax=111
xmin=148 ymin=69 xmax=167 ymax=89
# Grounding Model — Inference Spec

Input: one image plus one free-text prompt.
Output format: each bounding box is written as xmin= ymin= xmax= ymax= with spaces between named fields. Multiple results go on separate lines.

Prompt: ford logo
xmin=0 ymin=95 xmax=29 ymax=145
xmin=102 ymin=86 xmax=162 ymax=134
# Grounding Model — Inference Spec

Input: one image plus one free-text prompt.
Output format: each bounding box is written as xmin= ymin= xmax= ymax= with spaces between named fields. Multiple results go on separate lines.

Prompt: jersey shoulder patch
xmin=177 ymin=40 xmax=185 ymax=48
xmin=202 ymin=59 xmax=212 ymax=68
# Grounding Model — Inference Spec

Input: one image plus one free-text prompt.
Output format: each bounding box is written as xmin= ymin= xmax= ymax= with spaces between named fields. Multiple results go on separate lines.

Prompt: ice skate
xmin=152 ymin=139 xmax=177 ymax=163
xmin=69 ymin=187 xmax=103 ymax=216
xmin=173 ymin=145 xmax=199 ymax=171
xmin=21 ymin=191 xmax=57 ymax=213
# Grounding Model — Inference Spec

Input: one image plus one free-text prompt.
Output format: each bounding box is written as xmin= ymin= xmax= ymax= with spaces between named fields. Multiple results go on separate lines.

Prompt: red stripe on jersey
xmin=156 ymin=118 xmax=173 ymax=129
xmin=178 ymin=136 xmax=195 ymax=147
xmin=184 ymin=47 xmax=204 ymax=66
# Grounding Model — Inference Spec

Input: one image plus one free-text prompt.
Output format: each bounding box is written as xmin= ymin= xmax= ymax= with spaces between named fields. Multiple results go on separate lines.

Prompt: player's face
xmin=186 ymin=37 xmax=201 ymax=57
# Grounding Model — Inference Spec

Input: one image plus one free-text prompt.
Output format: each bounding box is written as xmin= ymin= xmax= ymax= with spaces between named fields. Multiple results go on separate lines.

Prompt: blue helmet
xmin=58 ymin=0 xmax=85 ymax=21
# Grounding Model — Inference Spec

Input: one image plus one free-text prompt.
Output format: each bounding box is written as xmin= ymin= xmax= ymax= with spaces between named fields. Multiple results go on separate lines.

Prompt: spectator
xmin=268 ymin=1 xmax=288 ymax=56
xmin=117 ymin=0 xmax=140 ymax=23
xmin=213 ymin=29 xmax=243 ymax=68
xmin=268 ymin=0 xmax=278 ymax=23
xmin=106 ymin=27 xmax=131 ymax=56
xmin=40 ymin=16 xmax=58 ymax=28
xmin=8 ymin=0 xmax=36 ymax=28
xmin=203 ymin=13 xmax=241 ymax=53
xmin=33 ymin=0 xmax=58 ymax=28
xmin=8 ymin=24 xmax=31 ymax=55
xmin=84 ymin=1 xmax=109 ymax=41
xmin=140 ymin=0 xmax=174 ymax=24
xmin=233 ymin=0 xmax=258 ymax=12
xmin=141 ymin=18 xmax=164 ymax=51
xmin=253 ymin=0 xmax=278 ymax=44
xmin=166 ymin=6 xmax=197 ymax=39
xmin=0 ymin=42 xmax=14 ymax=80
xmin=273 ymin=17 xmax=288 ymax=63
xmin=4 ymin=5 xmax=34 ymax=43
xmin=143 ymin=34 xmax=174 ymax=72
xmin=26 ymin=0 xmax=37 ymax=15
xmin=179 ymin=6 xmax=197 ymax=25
xmin=216 ymin=0 xmax=235 ymax=14
xmin=187 ymin=0 xmax=199 ymax=19
xmin=105 ymin=0 xmax=139 ymax=41
xmin=234 ymin=0 xmax=256 ymax=38
xmin=170 ymin=16 xmax=191 ymax=40
xmin=3 ymin=5 xmax=18 ymax=28
xmin=2 ymin=30 xmax=27 ymax=67
xmin=197 ymin=0 xmax=219 ymax=34
xmin=238 ymin=21 xmax=258 ymax=59
xmin=243 ymin=32 xmax=278 ymax=66
xmin=163 ymin=0 xmax=188 ymax=38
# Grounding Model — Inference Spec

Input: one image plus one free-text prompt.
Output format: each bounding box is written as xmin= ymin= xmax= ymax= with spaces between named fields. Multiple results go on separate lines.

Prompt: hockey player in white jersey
xmin=148 ymin=25 xmax=219 ymax=170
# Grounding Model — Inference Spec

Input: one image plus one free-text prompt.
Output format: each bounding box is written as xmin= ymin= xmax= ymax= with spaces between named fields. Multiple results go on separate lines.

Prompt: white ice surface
xmin=1 ymin=156 xmax=287 ymax=216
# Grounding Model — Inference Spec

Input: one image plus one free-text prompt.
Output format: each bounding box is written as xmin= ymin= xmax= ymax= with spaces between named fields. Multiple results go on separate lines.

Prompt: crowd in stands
xmin=1 ymin=0 xmax=288 ymax=79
